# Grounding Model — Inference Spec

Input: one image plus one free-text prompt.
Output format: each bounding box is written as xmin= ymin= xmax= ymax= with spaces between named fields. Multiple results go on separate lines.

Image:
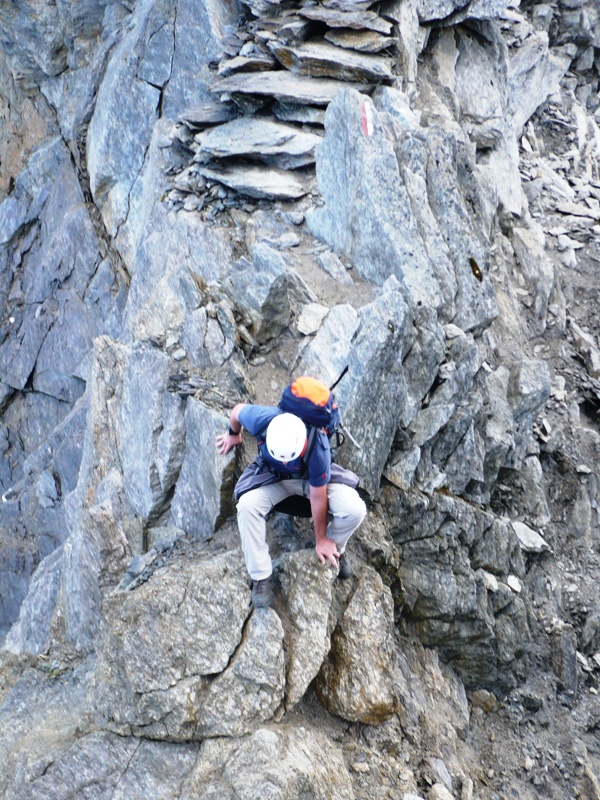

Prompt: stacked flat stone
xmin=166 ymin=0 xmax=397 ymax=206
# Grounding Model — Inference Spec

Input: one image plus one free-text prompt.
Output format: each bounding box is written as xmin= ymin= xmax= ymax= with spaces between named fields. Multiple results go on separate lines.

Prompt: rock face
xmin=2 ymin=0 xmax=600 ymax=798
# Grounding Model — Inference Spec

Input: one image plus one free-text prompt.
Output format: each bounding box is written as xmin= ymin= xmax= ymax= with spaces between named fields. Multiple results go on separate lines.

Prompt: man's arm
xmin=310 ymin=484 xmax=339 ymax=568
xmin=215 ymin=403 xmax=246 ymax=454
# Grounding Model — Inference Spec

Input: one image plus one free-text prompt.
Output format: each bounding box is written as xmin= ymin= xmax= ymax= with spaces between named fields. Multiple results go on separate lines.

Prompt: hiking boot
xmin=252 ymin=576 xmax=274 ymax=608
xmin=337 ymin=552 xmax=352 ymax=580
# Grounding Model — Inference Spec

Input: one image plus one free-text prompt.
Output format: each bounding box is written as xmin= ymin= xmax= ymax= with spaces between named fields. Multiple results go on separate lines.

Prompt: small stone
xmin=297 ymin=303 xmax=329 ymax=335
xmin=472 ymin=689 xmax=496 ymax=713
xmin=507 ymin=575 xmax=522 ymax=593
xmin=352 ymin=762 xmax=371 ymax=774
xmin=524 ymin=756 xmax=535 ymax=771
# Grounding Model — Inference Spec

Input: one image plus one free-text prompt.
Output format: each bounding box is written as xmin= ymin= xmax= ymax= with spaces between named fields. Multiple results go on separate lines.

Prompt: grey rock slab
xmin=307 ymin=90 xmax=444 ymax=313
xmin=211 ymin=70 xmax=371 ymax=106
xmin=298 ymin=6 xmax=393 ymax=34
xmin=325 ymin=29 xmax=394 ymax=52
xmin=384 ymin=446 xmax=421 ymax=489
xmin=121 ymin=120 xmax=234 ymax=338
xmin=278 ymin=550 xmax=335 ymax=707
xmin=511 ymin=224 xmax=555 ymax=332
xmin=180 ymin=302 xmax=236 ymax=368
xmin=199 ymin=164 xmax=310 ymax=200
xmin=4 ymin=546 xmax=63 ymax=656
xmin=162 ymin=0 xmax=240 ymax=119
xmin=56 ymin=337 xmax=135 ymax=652
xmin=182 ymin=727 xmax=354 ymax=799
xmin=417 ymin=0 xmax=508 ymax=23
xmin=268 ymin=40 xmax=394 ymax=82
xmin=316 ymin=566 xmax=399 ymax=723
xmin=196 ymin=116 xmax=322 ymax=161
xmin=87 ymin=0 xmax=162 ymax=236
xmin=508 ymin=32 xmax=571 ymax=136
xmin=120 ymin=346 xmax=186 ymax=522
xmin=317 ymin=250 xmax=354 ymax=285
xmin=296 ymin=304 xmax=360 ymax=388
xmin=418 ymin=128 xmax=497 ymax=331
xmin=170 ymin=398 xmax=237 ymax=539
xmin=0 ymin=196 xmax=28 ymax=245
xmin=334 ymin=277 xmax=415 ymax=497
xmin=0 ymin=2 xmax=66 ymax=85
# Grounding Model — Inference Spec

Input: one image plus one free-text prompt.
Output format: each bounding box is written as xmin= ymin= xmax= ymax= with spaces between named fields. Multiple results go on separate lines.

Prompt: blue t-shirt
xmin=238 ymin=405 xmax=331 ymax=487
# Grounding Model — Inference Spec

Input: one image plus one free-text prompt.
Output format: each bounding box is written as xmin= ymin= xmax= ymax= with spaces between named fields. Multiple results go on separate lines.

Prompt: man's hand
xmin=315 ymin=536 xmax=339 ymax=568
xmin=310 ymin=484 xmax=338 ymax=567
xmin=215 ymin=431 xmax=242 ymax=455
xmin=216 ymin=404 xmax=246 ymax=455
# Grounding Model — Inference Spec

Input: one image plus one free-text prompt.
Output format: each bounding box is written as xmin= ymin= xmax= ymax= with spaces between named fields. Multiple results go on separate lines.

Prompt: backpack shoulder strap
xmin=300 ymin=425 xmax=318 ymax=481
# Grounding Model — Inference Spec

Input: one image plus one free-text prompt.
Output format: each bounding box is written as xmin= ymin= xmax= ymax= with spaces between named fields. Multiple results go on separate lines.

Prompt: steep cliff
xmin=1 ymin=0 xmax=600 ymax=798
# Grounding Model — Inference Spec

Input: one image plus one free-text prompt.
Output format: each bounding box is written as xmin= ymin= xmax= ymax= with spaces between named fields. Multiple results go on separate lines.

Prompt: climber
xmin=215 ymin=387 xmax=367 ymax=609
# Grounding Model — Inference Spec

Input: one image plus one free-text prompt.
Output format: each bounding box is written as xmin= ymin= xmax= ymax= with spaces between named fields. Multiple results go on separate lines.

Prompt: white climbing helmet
xmin=266 ymin=413 xmax=307 ymax=463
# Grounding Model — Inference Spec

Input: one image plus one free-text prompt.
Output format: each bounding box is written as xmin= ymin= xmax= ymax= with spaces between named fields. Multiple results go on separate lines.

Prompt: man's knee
xmin=348 ymin=492 xmax=367 ymax=529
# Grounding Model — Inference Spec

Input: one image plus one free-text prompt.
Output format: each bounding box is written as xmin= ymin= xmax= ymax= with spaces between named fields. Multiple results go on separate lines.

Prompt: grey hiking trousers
xmin=237 ymin=479 xmax=367 ymax=580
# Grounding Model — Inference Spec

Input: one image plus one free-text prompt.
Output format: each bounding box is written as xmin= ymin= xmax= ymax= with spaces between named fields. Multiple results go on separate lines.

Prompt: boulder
xmin=317 ymin=567 xmax=399 ymax=723
xmin=97 ymin=548 xmax=287 ymax=739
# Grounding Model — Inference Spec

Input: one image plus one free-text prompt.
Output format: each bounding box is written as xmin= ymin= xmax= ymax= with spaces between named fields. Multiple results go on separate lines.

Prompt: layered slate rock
xmin=97 ymin=548 xmax=285 ymax=740
xmin=268 ymin=40 xmax=393 ymax=82
xmin=199 ymin=164 xmax=311 ymax=199
xmin=316 ymin=567 xmax=399 ymax=723
xmin=167 ymin=0 xmax=400 ymax=206
xmin=210 ymin=70 xmax=369 ymax=106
